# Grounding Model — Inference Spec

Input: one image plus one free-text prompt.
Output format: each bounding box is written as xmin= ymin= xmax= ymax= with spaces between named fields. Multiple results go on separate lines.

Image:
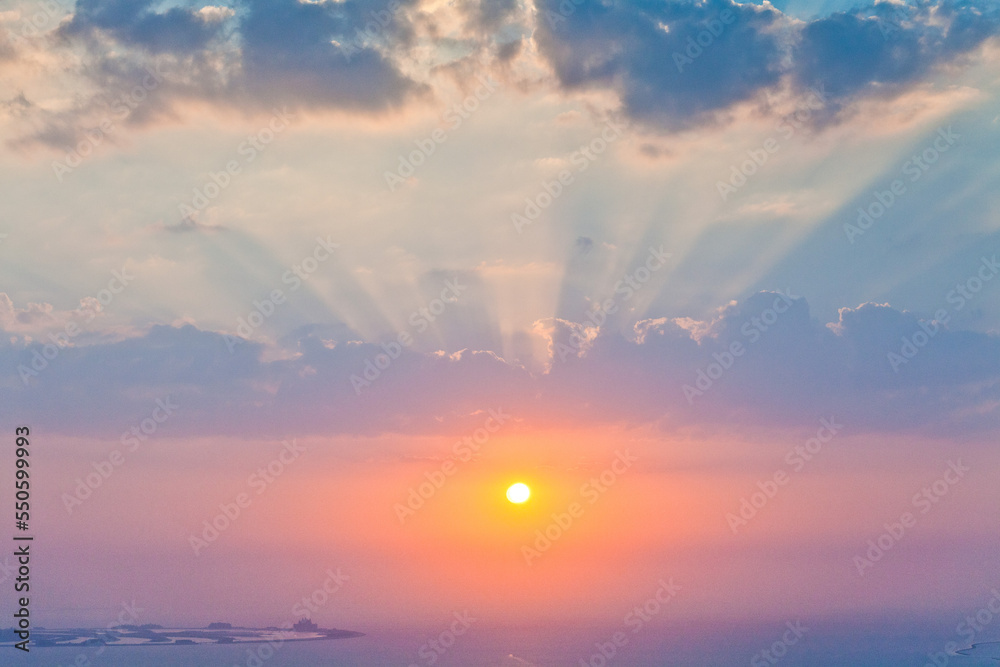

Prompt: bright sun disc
xmin=506 ymin=483 xmax=530 ymax=504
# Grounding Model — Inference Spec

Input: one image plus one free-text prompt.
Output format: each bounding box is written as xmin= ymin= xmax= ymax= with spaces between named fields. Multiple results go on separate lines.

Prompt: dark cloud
xmin=792 ymin=8 xmax=923 ymax=101
xmin=535 ymin=0 xmax=1000 ymax=128
xmin=42 ymin=0 xmax=424 ymax=136
xmin=3 ymin=294 xmax=998 ymax=438
xmin=0 ymin=93 xmax=32 ymax=117
xmin=496 ymin=37 xmax=523 ymax=62
xmin=454 ymin=0 xmax=525 ymax=64
xmin=15 ymin=0 xmax=1000 ymax=144
xmin=792 ymin=1 xmax=1000 ymax=103
xmin=238 ymin=0 xmax=422 ymax=110
xmin=62 ymin=0 xmax=226 ymax=54
xmin=534 ymin=0 xmax=785 ymax=128
xmin=0 ymin=27 xmax=16 ymax=62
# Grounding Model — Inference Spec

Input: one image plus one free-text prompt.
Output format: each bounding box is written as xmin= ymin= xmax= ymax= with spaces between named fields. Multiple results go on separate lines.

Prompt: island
xmin=0 ymin=620 xmax=363 ymax=648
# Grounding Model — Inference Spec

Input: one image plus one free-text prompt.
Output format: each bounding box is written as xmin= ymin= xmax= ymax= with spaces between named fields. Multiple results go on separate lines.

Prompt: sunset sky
xmin=2 ymin=0 xmax=1000 ymax=663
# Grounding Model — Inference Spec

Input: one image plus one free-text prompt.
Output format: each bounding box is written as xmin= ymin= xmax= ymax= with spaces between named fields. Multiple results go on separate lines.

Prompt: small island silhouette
xmin=0 ymin=619 xmax=363 ymax=648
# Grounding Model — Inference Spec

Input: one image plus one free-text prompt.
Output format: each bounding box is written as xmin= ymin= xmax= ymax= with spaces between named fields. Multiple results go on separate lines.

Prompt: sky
xmin=1 ymin=0 xmax=1000 ymax=662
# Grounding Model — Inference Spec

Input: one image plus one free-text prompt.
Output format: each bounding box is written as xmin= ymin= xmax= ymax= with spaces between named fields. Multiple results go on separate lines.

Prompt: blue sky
xmin=2 ymin=0 xmax=1000 ymax=642
xmin=3 ymin=0 xmax=1000 ymax=435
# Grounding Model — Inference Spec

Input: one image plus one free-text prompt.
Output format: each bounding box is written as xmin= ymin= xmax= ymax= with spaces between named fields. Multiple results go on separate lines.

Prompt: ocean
xmin=5 ymin=618 xmax=999 ymax=666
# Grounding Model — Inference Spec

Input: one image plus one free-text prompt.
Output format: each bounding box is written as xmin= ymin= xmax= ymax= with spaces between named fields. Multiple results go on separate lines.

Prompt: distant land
xmin=958 ymin=642 xmax=1000 ymax=659
xmin=0 ymin=622 xmax=363 ymax=648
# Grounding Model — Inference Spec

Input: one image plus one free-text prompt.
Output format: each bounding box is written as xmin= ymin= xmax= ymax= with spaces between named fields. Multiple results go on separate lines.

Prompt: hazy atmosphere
xmin=2 ymin=0 xmax=1000 ymax=664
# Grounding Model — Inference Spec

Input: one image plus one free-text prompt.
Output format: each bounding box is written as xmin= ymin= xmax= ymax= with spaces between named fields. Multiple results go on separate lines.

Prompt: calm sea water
xmin=5 ymin=619 xmax=999 ymax=666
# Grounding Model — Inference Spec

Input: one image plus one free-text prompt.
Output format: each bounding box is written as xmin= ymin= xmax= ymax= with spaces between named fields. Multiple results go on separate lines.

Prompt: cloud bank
xmin=535 ymin=0 xmax=1000 ymax=127
xmin=6 ymin=0 xmax=1000 ymax=149
xmin=3 ymin=291 xmax=997 ymax=438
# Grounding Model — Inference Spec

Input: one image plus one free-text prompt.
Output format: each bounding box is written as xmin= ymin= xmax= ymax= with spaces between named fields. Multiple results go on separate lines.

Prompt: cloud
xmin=544 ymin=293 xmax=1000 ymax=433
xmin=534 ymin=0 xmax=1000 ymax=129
xmin=0 ymin=292 xmax=139 ymax=350
xmin=61 ymin=0 xmax=227 ymax=55
xmin=153 ymin=218 xmax=229 ymax=234
xmin=10 ymin=0 xmax=427 ymax=150
xmin=0 ymin=92 xmax=31 ymax=118
xmin=0 ymin=292 xmax=114 ymax=339
xmin=8 ymin=0 xmax=1000 ymax=151
xmin=197 ymin=6 xmax=236 ymax=24
xmin=792 ymin=1 xmax=1000 ymax=107
xmin=534 ymin=0 xmax=785 ymax=129
xmin=237 ymin=0 xmax=424 ymax=111
xmin=0 ymin=26 xmax=16 ymax=61
xmin=3 ymin=292 xmax=998 ymax=438
xmin=0 ymin=293 xmax=59 ymax=333
xmin=457 ymin=0 xmax=521 ymax=34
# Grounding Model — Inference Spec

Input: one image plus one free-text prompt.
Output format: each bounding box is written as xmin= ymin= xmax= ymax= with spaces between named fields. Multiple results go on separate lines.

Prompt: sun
xmin=506 ymin=482 xmax=531 ymax=504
